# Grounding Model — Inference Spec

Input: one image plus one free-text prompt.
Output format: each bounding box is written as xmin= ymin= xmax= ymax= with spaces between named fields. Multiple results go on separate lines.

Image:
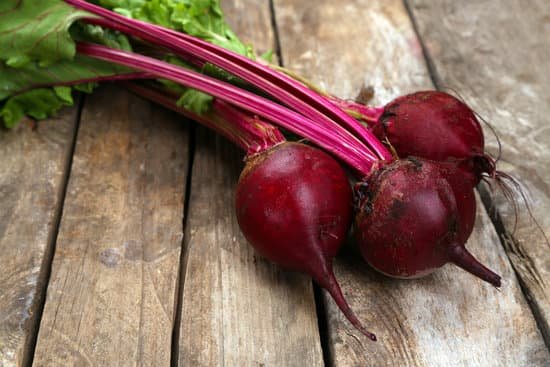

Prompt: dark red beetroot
xmin=355 ymin=157 xmax=501 ymax=287
xmin=236 ymin=142 xmax=376 ymax=340
xmin=438 ymin=161 xmax=477 ymax=243
xmin=372 ymin=91 xmax=495 ymax=185
xmin=123 ymin=83 xmax=376 ymax=340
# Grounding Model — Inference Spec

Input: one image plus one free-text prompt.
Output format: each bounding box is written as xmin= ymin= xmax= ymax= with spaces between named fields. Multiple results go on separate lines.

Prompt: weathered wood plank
xmin=407 ymin=0 xmax=550 ymax=345
xmin=0 ymin=110 xmax=77 ymax=367
xmin=274 ymin=0 xmax=549 ymax=365
xmin=177 ymin=1 xmax=324 ymax=366
xmin=32 ymin=86 xmax=189 ymax=366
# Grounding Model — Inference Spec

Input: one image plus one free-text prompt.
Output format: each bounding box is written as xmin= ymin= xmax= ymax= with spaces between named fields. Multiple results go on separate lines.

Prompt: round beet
xmin=355 ymin=158 xmax=501 ymax=286
xmin=373 ymin=91 xmax=494 ymax=184
xmin=236 ymin=142 xmax=376 ymax=340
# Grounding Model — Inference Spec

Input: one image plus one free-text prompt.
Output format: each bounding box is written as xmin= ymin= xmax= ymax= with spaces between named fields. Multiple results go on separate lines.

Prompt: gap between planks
xmin=24 ymin=96 xmax=84 ymax=367
xmin=31 ymin=86 xmax=190 ymax=366
xmin=170 ymin=123 xmax=197 ymax=367
xmin=268 ymin=0 xmax=334 ymax=363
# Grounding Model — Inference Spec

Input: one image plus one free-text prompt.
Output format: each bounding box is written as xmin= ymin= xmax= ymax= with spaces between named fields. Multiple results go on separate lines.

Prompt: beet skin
xmin=373 ymin=91 xmax=495 ymax=184
xmin=355 ymin=158 xmax=501 ymax=287
xmin=236 ymin=142 xmax=376 ymax=340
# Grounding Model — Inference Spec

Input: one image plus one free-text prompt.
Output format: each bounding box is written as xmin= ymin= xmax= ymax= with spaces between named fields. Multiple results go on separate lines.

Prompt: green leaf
xmin=94 ymin=0 xmax=256 ymax=57
xmin=0 ymin=1 xmax=137 ymax=127
xmin=260 ymin=50 xmax=273 ymax=63
xmin=0 ymin=55 xmax=133 ymax=127
xmin=74 ymin=82 xmax=98 ymax=93
xmin=53 ymin=86 xmax=74 ymax=103
xmin=1 ymin=88 xmax=73 ymax=128
xmin=176 ymin=89 xmax=213 ymax=115
xmin=0 ymin=55 xmax=131 ymax=100
xmin=0 ymin=0 xmax=90 ymax=67
xmin=70 ymin=23 xmax=133 ymax=51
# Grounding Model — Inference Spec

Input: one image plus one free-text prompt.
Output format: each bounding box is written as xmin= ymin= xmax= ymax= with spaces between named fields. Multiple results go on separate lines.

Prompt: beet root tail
xmin=314 ymin=266 xmax=377 ymax=341
xmin=448 ymin=244 xmax=502 ymax=288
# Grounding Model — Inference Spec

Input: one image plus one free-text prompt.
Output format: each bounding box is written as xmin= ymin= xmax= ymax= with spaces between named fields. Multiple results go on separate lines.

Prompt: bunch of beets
xmin=3 ymin=0 xmax=507 ymax=340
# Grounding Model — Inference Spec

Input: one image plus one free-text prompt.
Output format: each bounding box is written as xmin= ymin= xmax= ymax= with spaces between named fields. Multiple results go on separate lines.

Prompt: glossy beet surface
xmin=236 ymin=142 xmax=376 ymax=340
xmin=439 ymin=161 xmax=477 ymax=243
xmin=373 ymin=91 xmax=494 ymax=184
xmin=355 ymin=158 xmax=501 ymax=287
xmin=236 ymin=142 xmax=352 ymax=270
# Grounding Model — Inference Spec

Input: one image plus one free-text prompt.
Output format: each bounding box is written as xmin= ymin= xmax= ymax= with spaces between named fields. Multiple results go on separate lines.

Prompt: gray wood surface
xmin=0 ymin=109 xmax=77 ymax=367
xmin=274 ymin=0 xmax=550 ymax=365
xmin=407 ymin=0 xmax=550 ymax=345
xmin=32 ymin=86 xmax=189 ymax=366
xmin=177 ymin=1 xmax=324 ymax=366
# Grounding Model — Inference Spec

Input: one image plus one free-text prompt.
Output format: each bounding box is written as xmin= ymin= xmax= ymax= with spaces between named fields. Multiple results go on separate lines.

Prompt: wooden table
xmin=1 ymin=1 xmax=549 ymax=366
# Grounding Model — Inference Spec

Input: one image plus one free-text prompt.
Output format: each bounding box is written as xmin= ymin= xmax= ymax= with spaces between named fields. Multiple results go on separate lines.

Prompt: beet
xmin=121 ymin=84 xmax=377 ymax=339
xmin=236 ymin=142 xmax=376 ymax=340
xmin=373 ymin=91 xmax=495 ymax=185
xmin=355 ymin=158 xmax=501 ymax=287
xmin=438 ymin=161 xmax=478 ymax=243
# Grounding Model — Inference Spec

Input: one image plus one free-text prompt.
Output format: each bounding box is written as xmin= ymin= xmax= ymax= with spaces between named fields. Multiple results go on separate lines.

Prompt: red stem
xmin=123 ymin=82 xmax=285 ymax=155
xmin=76 ymin=42 xmax=375 ymax=174
xmin=65 ymin=0 xmax=391 ymax=161
xmin=329 ymin=97 xmax=385 ymax=125
xmin=82 ymin=16 xmax=374 ymax=162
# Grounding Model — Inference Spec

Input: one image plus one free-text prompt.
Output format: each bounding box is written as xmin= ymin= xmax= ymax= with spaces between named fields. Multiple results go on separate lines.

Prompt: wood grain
xmin=406 ymin=0 xmax=550 ymax=345
xmin=0 ymin=110 xmax=77 ymax=367
xmin=32 ymin=86 xmax=189 ymax=366
xmin=274 ymin=0 xmax=549 ymax=365
xmin=176 ymin=1 xmax=324 ymax=366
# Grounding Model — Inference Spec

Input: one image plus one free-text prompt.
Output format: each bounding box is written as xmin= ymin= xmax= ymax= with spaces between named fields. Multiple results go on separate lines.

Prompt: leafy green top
xmin=90 ymin=0 xmax=261 ymax=114
xmin=0 ymin=0 xmax=134 ymax=127
xmin=0 ymin=0 xmax=88 ymax=67
xmin=94 ymin=0 xmax=253 ymax=55
xmin=0 ymin=0 xmax=260 ymax=127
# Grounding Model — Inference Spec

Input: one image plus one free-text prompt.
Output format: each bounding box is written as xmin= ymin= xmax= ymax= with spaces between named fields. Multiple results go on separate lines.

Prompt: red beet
xmin=355 ymin=158 xmax=501 ymax=287
xmin=373 ymin=91 xmax=495 ymax=185
xmin=122 ymin=84 xmax=376 ymax=339
xmin=438 ymin=161 xmax=477 ymax=243
xmin=236 ymin=142 xmax=376 ymax=340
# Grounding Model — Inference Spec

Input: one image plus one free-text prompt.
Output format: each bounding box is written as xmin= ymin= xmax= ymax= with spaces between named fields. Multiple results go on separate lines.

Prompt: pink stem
xmin=82 ymin=16 xmax=373 ymax=162
xmin=77 ymin=42 xmax=375 ymax=175
xmin=65 ymin=0 xmax=391 ymax=161
xmin=329 ymin=97 xmax=385 ymax=125
xmin=123 ymin=82 xmax=285 ymax=155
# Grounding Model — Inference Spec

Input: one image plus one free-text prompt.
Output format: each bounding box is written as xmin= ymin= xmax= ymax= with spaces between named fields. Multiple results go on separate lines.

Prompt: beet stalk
xmin=65 ymin=0 xmax=391 ymax=162
xmin=76 ymin=42 xmax=375 ymax=174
